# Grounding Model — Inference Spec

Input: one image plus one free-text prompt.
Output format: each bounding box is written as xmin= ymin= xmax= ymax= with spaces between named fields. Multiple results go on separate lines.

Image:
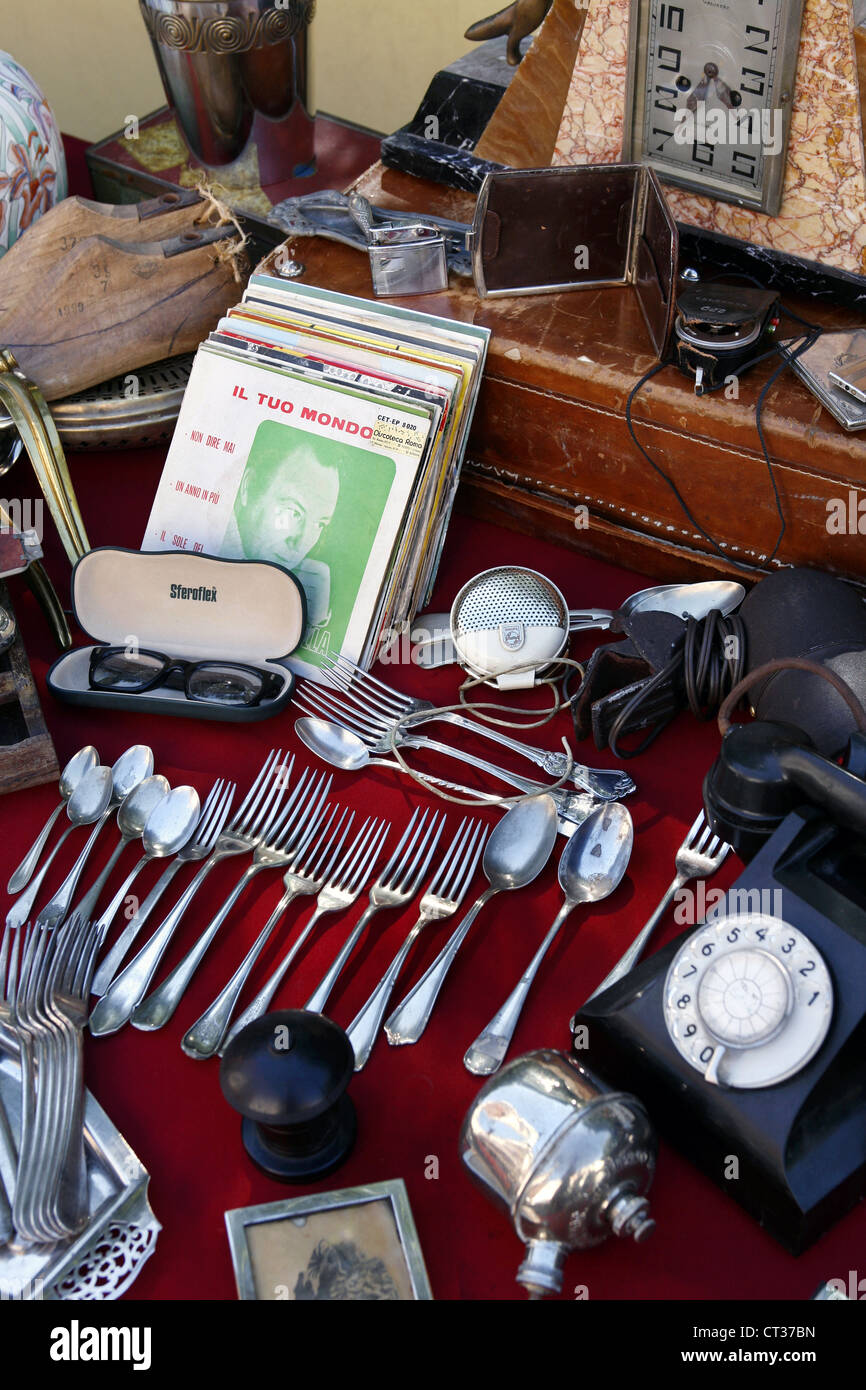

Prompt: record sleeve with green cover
xmin=142 ymin=347 xmax=433 ymax=677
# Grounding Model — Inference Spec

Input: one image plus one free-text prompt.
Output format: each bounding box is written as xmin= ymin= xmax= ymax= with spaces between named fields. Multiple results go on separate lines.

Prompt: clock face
xmin=663 ymin=913 xmax=833 ymax=1088
xmin=624 ymin=0 xmax=805 ymax=215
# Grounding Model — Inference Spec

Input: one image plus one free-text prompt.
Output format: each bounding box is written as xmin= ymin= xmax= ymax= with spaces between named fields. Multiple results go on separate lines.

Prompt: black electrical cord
xmin=561 ymin=295 xmax=819 ymax=724
xmin=625 ymin=303 xmax=822 ymax=573
xmin=683 ymin=608 xmax=746 ymax=719
xmin=607 ymin=609 xmax=746 ymax=759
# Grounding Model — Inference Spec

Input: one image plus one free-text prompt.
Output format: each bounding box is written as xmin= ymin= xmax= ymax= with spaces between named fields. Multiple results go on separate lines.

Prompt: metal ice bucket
xmin=139 ymin=0 xmax=316 ymax=177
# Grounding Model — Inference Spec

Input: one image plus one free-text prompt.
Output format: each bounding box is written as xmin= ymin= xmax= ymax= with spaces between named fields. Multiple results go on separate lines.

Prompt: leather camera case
xmin=470 ymin=164 xmax=679 ymax=359
xmin=47 ymin=547 xmax=306 ymax=722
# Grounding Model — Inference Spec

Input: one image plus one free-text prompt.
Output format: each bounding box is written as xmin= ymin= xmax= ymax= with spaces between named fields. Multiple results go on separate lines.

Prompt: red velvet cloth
xmin=3 ymin=141 xmax=862 ymax=1303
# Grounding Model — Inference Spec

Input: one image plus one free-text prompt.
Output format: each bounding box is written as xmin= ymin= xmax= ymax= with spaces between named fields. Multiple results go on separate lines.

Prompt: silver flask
xmin=460 ymin=1049 xmax=657 ymax=1297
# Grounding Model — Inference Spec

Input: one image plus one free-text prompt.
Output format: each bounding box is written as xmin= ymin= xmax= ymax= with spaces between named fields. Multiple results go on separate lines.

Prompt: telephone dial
xmin=664 ymin=911 xmax=833 ymax=1091
xmin=572 ymin=715 xmax=866 ymax=1254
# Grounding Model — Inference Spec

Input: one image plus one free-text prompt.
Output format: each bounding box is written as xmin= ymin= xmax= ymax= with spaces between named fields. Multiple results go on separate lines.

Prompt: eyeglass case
xmin=47 ymin=547 xmax=306 ymax=722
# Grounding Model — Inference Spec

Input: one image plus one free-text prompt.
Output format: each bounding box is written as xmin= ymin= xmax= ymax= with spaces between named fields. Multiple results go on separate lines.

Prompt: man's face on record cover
xmin=234 ymin=445 xmax=340 ymax=569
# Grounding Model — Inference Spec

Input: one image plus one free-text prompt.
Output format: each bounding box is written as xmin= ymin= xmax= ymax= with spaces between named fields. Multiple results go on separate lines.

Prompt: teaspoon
xmin=7 ymin=745 xmax=99 ymax=894
xmin=295 ymin=716 xmax=594 ymax=835
xmin=69 ymin=774 xmax=171 ymax=924
xmin=568 ymin=580 xmax=746 ymax=632
xmin=35 ymin=745 xmax=154 ymax=928
xmin=92 ymin=784 xmax=202 ymax=959
xmin=463 ymin=801 xmax=633 ymax=1075
xmin=5 ymin=765 xmax=113 ymax=929
xmin=88 ymin=786 xmax=203 ymax=1035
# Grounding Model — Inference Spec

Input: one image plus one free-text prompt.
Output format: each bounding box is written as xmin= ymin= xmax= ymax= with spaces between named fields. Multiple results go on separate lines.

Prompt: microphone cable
xmin=607 ymin=608 xmax=747 ymax=759
xmin=625 ymin=303 xmax=822 ymax=573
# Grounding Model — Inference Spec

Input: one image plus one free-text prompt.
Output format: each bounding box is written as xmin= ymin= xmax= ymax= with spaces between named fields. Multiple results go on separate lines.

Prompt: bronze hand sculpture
xmin=465 ymin=0 xmax=554 ymax=65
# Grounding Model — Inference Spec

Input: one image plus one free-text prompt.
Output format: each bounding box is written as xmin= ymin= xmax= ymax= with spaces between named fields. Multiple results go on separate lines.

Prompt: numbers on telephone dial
xmin=663 ymin=913 xmax=833 ymax=1089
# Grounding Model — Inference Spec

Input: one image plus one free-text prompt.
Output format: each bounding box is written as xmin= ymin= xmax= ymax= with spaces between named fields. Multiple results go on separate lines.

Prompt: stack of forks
xmin=0 ymin=916 xmax=100 ymax=1246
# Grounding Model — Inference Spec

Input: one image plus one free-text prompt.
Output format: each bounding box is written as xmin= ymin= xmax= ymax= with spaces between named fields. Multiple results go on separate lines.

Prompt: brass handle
xmin=0 ymin=351 xmax=89 ymax=563
xmin=25 ymin=561 xmax=72 ymax=650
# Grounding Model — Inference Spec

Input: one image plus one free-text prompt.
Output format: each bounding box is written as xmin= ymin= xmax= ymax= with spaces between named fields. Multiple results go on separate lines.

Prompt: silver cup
xmin=139 ymin=0 xmax=316 ymax=176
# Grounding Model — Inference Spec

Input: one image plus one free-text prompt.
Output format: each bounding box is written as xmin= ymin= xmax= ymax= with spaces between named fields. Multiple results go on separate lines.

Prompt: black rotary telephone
xmin=572 ymin=668 xmax=866 ymax=1255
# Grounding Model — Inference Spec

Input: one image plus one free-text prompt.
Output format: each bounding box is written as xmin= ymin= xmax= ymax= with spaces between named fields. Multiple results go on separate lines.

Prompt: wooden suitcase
xmin=260 ymin=161 xmax=866 ymax=587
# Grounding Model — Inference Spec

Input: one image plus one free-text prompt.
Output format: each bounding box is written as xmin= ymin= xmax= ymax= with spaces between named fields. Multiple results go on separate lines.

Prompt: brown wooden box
xmin=260 ymin=162 xmax=866 ymax=586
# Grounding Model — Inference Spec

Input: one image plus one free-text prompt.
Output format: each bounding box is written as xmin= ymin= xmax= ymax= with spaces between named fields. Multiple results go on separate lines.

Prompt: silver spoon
xmin=70 ymin=774 xmax=171 ymax=924
xmin=568 ymin=580 xmax=746 ymax=632
xmin=88 ymin=787 xmax=204 ymax=1035
xmin=5 ymin=765 xmax=114 ymax=929
xmin=295 ymin=717 xmax=594 ymax=836
xmin=7 ymin=745 xmax=99 ymax=894
xmin=463 ymin=801 xmax=633 ymax=1076
xmin=297 ymin=717 xmax=500 ymax=798
xmin=382 ymin=794 xmax=559 ymax=1047
xmin=91 ymin=789 xmax=202 ymax=995
xmin=36 ymin=745 xmax=155 ymax=928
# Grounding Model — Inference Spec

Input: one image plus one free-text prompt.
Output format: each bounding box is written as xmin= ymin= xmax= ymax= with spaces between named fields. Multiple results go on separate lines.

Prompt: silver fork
xmin=128 ymin=763 xmax=332 ymax=1033
xmin=120 ymin=748 xmax=293 ymax=1033
xmin=91 ymin=778 xmax=235 ymax=995
xmin=8 ymin=918 xmax=98 ymax=1243
xmin=294 ymin=685 xmax=599 ymax=826
xmin=312 ymin=651 xmax=636 ymax=800
xmin=7 ymin=923 xmax=47 ymax=1242
xmin=347 ymin=817 xmax=487 ymax=1070
xmin=180 ymin=801 xmax=348 ymax=1058
xmin=585 ymin=809 xmax=731 ymax=1001
xmin=221 ymin=815 xmax=390 ymax=1052
xmin=42 ymin=918 xmax=100 ymax=1238
xmin=88 ymin=787 xmax=239 ymax=1033
xmin=24 ymin=923 xmax=69 ymax=1242
xmin=0 ymin=924 xmax=20 ymax=1244
xmin=304 ymin=807 xmax=445 ymax=1015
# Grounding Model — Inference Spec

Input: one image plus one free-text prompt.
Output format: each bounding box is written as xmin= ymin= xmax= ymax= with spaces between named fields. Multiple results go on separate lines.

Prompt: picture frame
xmin=224 ymin=1179 xmax=434 ymax=1301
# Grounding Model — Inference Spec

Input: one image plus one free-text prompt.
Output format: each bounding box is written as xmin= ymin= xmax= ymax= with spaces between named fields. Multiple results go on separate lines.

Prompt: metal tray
xmin=0 ymin=1048 xmax=160 ymax=1300
xmin=0 ymin=355 xmax=193 ymax=454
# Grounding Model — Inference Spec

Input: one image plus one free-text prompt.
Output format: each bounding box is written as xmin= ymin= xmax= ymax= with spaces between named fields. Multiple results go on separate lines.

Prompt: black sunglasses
xmin=89 ymin=646 xmax=284 ymax=707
